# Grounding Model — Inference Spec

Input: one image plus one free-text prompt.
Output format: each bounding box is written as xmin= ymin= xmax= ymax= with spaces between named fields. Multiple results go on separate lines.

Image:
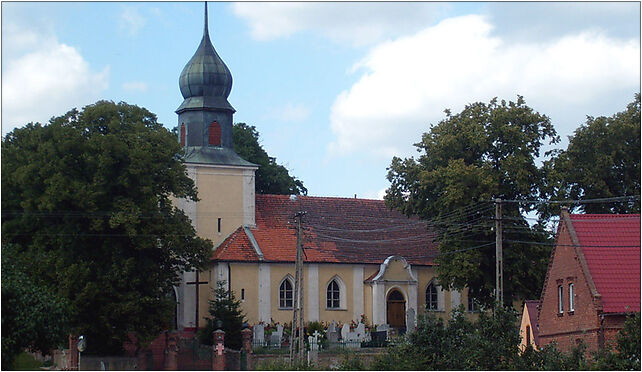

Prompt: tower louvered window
xmin=180 ymin=123 xmax=186 ymax=146
xmin=208 ymin=121 xmax=221 ymax=146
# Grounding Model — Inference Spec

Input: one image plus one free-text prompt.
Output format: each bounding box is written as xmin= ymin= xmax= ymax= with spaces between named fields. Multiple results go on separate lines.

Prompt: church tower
xmin=174 ymin=2 xmax=257 ymax=331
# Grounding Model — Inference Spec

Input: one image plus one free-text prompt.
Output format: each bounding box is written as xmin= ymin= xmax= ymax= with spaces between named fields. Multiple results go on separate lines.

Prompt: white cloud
xmin=232 ymin=2 xmax=446 ymax=46
xmin=362 ymin=187 xmax=388 ymax=200
xmin=2 ymin=28 xmax=109 ymax=134
xmin=119 ymin=7 xmax=147 ymax=36
xmin=327 ymin=15 xmax=640 ymax=158
xmin=122 ymin=81 xmax=148 ymax=93
xmin=273 ymin=103 xmax=310 ymax=123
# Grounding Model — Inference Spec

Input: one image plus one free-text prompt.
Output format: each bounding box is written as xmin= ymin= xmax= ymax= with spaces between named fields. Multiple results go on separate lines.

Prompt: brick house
xmin=537 ymin=208 xmax=640 ymax=352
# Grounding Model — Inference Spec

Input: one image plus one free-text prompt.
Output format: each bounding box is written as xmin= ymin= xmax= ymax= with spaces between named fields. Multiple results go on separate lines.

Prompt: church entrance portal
xmin=386 ymin=289 xmax=406 ymax=328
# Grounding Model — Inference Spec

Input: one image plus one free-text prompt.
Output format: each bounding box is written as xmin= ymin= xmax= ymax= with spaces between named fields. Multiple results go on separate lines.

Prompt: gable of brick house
xmin=537 ymin=209 xmax=640 ymax=352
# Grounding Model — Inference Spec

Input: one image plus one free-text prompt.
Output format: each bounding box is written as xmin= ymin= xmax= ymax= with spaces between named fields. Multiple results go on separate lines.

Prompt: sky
xmin=2 ymin=1 xmax=640 ymax=200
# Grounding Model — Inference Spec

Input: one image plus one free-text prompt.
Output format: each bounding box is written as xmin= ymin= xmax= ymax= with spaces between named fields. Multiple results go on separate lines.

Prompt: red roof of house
xmin=212 ymin=194 xmax=438 ymax=265
xmin=524 ymin=300 xmax=540 ymax=346
xmin=569 ymin=214 xmax=641 ymax=313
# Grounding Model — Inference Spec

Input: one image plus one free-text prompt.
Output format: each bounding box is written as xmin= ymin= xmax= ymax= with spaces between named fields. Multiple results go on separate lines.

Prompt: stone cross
xmin=215 ymin=343 xmax=224 ymax=356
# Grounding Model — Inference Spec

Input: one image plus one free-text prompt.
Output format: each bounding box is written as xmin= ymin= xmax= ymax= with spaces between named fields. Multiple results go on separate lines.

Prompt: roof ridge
xmin=257 ymin=194 xmax=386 ymax=202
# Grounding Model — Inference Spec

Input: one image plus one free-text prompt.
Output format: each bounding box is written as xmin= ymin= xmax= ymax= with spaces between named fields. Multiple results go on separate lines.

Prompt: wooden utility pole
xmin=495 ymin=198 xmax=503 ymax=306
xmin=289 ymin=211 xmax=306 ymax=365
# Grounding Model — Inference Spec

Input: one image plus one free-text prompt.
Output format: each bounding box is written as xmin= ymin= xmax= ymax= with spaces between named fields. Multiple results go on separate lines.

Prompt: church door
xmin=386 ymin=290 xmax=406 ymax=328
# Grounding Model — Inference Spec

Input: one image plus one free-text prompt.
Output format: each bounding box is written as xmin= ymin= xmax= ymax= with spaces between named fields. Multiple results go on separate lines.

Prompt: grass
xmin=11 ymin=352 xmax=44 ymax=370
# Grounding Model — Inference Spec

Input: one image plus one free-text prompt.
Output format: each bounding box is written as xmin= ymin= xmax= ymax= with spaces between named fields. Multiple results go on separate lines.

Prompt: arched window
xmin=327 ymin=279 xmax=340 ymax=309
xmin=208 ymin=121 xmax=221 ymax=146
xmin=426 ymin=282 xmax=439 ymax=311
xmin=526 ymin=325 xmax=531 ymax=346
xmin=279 ymin=277 xmax=293 ymax=309
xmin=180 ymin=123 xmax=186 ymax=146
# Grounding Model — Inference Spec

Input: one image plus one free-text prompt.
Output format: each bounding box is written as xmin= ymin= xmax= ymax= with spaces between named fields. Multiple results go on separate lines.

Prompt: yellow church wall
xmin=317 ymin=264 xmax=355 ymax=324
xmin=270 ymin=264 xmax=297 ymax=324
xmin=415 ymin=265 xmax=450 ymax=320
xmin=194 ymin=166 xmax=246 ymax=245
xmin=230 ymin=263 xmax=260 ymax=323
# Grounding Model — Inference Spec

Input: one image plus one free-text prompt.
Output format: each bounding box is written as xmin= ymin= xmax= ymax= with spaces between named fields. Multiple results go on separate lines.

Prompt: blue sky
xmin=2 ymin=2 xmax=640 ymax=199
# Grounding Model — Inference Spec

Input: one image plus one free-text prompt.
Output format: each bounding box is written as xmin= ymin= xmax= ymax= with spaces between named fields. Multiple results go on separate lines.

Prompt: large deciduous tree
xmin=2 ymin=101 xmax=212 ymax=354
xmin=541 ymin=94 xmax=640 ymax=217
xmin=385 ymin=96 xmax=558 ymax=306
xmin=233 ymin=123 xmax=307 ymax=195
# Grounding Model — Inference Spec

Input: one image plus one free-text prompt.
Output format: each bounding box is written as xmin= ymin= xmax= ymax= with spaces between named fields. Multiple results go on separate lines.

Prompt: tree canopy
xmin=385 ymin=96 xmax=558 ymax=305
xmin=541 ymin=94 xmax=641 ymax=217
xmin=1 ymin=245 xmax=70 ymax=366
xmin=2 ymin=101 xmax=212 ymax=354
xmin=233 ymin=123 xmax=307 ymax=195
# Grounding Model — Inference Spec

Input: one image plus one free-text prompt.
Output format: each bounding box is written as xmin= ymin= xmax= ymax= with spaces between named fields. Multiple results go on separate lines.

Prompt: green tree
xmin=197 ymin=281 xmax=246 ymax=350
xmin=385 ymin=96 xmax=558 ymax=306
xmin=541 ymin=94 xmax=641 ymax=217
xmin=373 ymin=306 xmax=521 ymax=370
xmin=2 ymin=101 xmax=212 ymax=354
xmin=233 ymin=123 xmax=307 ymax=195
xmin=591 ymin=313 xmax=641 ymax=370
xmin=1 ymin=245 xmax=70 ymax=367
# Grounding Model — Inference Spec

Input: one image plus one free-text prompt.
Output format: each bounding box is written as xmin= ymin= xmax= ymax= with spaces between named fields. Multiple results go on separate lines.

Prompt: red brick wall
xmin=538 ymin=221 xmax=602 ymax=352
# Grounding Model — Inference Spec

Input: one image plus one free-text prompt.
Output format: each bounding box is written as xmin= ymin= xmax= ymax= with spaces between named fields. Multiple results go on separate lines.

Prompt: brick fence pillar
xmin=241 ymin=328 xmax=253 ymax=370
xmin=164 ymin=332 xmax=178 ymax=370
xmin=68 ymin=335 xmax=79 ymax=371
xmin=212 ymin=329 xmax=225 ymax=371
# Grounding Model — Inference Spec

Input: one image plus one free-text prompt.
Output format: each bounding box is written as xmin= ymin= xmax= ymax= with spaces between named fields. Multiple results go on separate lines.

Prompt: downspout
xmin=598 ymin=313 xmax=605 ymax=350
xmin=228 ymin=263 xmax=232 ymax=298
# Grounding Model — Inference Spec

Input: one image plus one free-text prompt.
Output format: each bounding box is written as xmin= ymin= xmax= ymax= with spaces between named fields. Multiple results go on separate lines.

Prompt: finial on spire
xmin=203 ymin=2 xmax=209 ymax=38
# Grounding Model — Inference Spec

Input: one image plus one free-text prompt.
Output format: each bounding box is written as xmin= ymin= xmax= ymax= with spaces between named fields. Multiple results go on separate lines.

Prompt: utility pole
xmin=289 ymin=211 xmax=306 ymax=365
xmin=495 ymin=198 xmax=503 ymax=306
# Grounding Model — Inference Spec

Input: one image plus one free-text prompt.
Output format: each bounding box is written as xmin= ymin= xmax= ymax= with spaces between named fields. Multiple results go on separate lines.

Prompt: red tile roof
xmin=212 ymin=194 xmax=438 ymax=265
xmin=569 ymin=214 xmax=641 ymax=314
xmin=524 ymin=300 xmax=540 ymax=346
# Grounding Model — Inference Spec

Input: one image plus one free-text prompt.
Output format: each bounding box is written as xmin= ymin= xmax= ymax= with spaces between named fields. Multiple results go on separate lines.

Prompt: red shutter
xmin=180 ymin=124 xmax=186 ymax=146
xmin=209 ymin=121 xmax=221 ymax=146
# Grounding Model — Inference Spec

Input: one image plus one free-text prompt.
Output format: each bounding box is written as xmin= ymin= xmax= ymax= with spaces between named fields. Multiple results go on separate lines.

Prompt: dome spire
xmin=203 ymin=2 xmax=209 ymax=39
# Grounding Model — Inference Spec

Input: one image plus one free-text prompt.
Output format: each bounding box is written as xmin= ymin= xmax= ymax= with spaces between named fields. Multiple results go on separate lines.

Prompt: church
xmin=173 ymin=4 xmax=476 ymax=333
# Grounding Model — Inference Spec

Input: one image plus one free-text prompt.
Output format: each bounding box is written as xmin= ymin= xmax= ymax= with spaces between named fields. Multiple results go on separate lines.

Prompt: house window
xmin=526 ymin=325 xmax=531 ymax=346
xmin=467 ymin=295 xmax=479 ymax=312
xmin=327 ymin=280 xmax=340 ymax=309
xmin=241 ymin=288 xmax=245 ymax=301
xmin=279 ymin=278 xmax=293 ymax=309
xmin=208 ymin=121 xmax=221 ymax=146
xmin=426 ymin=282 xmax=439 ymax=311
xmin=180 ymin=123 xmax=186 ymax=146
xmin=569 ymin=283 xmax=574 ymax=312
xmin=218 ymin=218 xmax=222 ymax=233
xmin=558 ymin=285 xmax=564 ymax=314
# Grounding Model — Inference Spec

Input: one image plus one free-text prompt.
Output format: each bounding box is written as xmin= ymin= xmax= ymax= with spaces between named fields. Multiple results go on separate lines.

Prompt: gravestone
xmin=253 ymin=324 xmax=265 ymax=346
xmin=269 ymin=324 xmax=283 ymax=347
xmin=328 ymin=321 xmax=337 ymax=333
xmin=269 ymin=333 xmax=281 ymax=347
xmin=340 ymin=323 xmax=350 ymax=341
xmin=406 ymin=308 xmax=416 ymax=331
xmin=308 ymin=331 xmax=320 ymax=351
xmin=327 ymin=327 xmax=339 ymax=345
xmin=355 ymin=323 xmax=366 ymax=341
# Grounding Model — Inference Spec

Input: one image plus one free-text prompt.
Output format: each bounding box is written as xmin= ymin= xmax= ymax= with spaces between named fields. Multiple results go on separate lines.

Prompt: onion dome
xmin=179 ymin=3 xmax=232 ymax=100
